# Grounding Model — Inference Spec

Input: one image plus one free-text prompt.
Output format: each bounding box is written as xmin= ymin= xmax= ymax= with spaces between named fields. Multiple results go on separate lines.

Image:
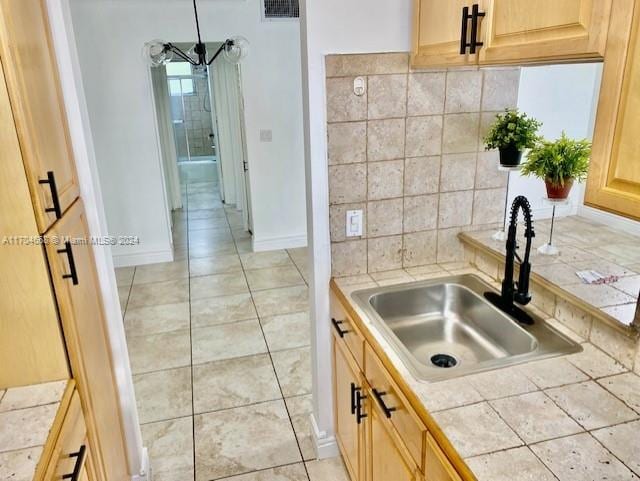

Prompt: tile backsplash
xmin=326 ymin=53 xmax=521 ymax=276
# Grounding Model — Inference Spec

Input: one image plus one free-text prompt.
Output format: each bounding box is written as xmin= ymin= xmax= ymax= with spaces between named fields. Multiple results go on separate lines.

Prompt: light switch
xmin=346 ymin=210 xmax=363 ymax=237
xmin=260 ymin=129 xmax=272 ymax=142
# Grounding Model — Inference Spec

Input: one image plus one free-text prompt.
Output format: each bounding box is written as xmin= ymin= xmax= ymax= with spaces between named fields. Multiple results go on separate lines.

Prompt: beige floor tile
xmin=188 ymin=217 xmax=230 ymax=231
xmin=567 ymin=343 xmax=627 ymax=378
xmin=597 ymin=372 xmax=640 ymax=412
xmin=189 ymin=242 xmax=238 ymax=260
xmin=191 ymin=319 xmax=267 ymax=365
xmin=128 ymin=279 xmax=189 ymax=309
xmin=432 ymin=403 xmax=523 ymax=458
xmin=531 ymin=433 xmax=639 ymax=481
xmin=133 ymin=367 xmax=192 ymax=424
xmin=133 ymin=260 xmax=189 ymax=284
xmin=261 ymin=312 xmax=311 ymax=352
xmin=241 ymin=251 xmax=293 ymax=270
xmin=124 ymin=302 xmax=190 ymax=336
xmin=190 ymin=272 xmax=248 ymax=300
xmin=191 ymin=293 xmax=257 ymax=328
xmin=0 ymin=380 xmax=66 ymax=412
xmin=305 ymin=457 xmax=350 ymax=481
xmin=490 ymin=392 xmax=583 ymax=443
xmin=592 ymin=420 xmax=640 ymax=476
xmin=246 ymin=266 xmax=305 ymax=291
xmin=188 ymin=228 xmax=234 ymax=245
xmin=194 ymin=400 xmax=301 ymax=480
xmin=188 ymin=208 xmax=227 ymax=221
xmin=192 ymin=354 xmax=281 ymax=413
xmin=545 ymin=381 xmax=638 ymax=430
xmin=115 ymin=266 xmax=135 ymax=287
xmin=127 ymin=329 xmax=191 ymax=374
xmin=189 ymin=254 xmax=242 ymax=277
xmin=118 ymin=284 xmax=131 ymax=313
xmin=0 ymin=404 xmax=58 ymax=452
xmin=518 ymin=358 xmax=589 ymax=389
xmin=466 ymin=447 xmax=556 ymax=481
xmin=217 ymin=464 xmax=309 ymax=481
xmin=236 ymin=239 xmax=253 ymax=254
xmin=252 ymin=286 xmax=309 ymax=318
xmin=285 ymin=395 xmax=315 ymax=461
xmin=271 ymin=348 xmax=312 ymax=397
xmin=467 ymin=367 xmax=538 ymax=400
xmin=0 ymin=447 xmax=41 ymax=481
xmin=141 ymin=416 xmax=194 ymax=481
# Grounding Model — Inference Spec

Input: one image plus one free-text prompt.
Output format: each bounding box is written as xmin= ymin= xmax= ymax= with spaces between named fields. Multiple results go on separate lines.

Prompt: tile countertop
xmin=0 ymin=380 xmax=69 ymax=481
xmin=333 ymin=264 xmax=640 ymax=481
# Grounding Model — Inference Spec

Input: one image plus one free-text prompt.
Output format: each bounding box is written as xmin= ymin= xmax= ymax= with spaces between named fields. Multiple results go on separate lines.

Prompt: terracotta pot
xmin=498 ymin=145 xmax=523 ymax=167
xmin=545 ymin=177 xmax=574 ymax=199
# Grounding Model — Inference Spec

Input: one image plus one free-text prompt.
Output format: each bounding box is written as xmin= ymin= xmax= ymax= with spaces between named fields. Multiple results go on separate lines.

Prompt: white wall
xmin=300 ymin=0 xmax=413 ymax=457
xmin=510 ymin=63 xmax=603 ymax=218
xmin=69 ymin=0 xmax=307 ymax=265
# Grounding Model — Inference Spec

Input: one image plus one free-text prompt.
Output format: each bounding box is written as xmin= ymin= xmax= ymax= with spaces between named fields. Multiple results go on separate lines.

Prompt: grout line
xmin=185 ymin=183 xmax=197 ymax=481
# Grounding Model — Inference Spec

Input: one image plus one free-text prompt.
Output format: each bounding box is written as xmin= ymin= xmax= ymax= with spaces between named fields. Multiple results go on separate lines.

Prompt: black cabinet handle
xmin=57 ymin=241 xmax=79 ymax=285
xmin=372 ymin=389 xmax=397 ymax=418
xmin=469 ymin=4 xmax=486 ymax=54
xmin=350 ymin=383 xmax=363 ymax=415
xmin=62 ymin=444 xmax=86 ymax=480
xmin=460 ymin=6 xmax=470 ymax=54
xmin=355 ymin=390 xmax=367 ymax=425
xmin=331 ymin=318 xmax=350 ymax=338
xmin=38 ymin=171 xmax=62 ymax=219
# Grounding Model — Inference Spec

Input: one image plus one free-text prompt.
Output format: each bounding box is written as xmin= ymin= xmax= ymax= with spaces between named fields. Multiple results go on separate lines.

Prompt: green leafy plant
xmin=484 ymin=109 xmax=542 ymax=150
xmin=521 ymin=133 xmax=591 ymax=186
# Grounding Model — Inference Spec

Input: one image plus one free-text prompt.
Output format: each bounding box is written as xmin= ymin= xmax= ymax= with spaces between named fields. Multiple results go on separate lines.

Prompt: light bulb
xmin=143 ymin=40 xmax=173 ymax=67
xmin=223 ymin=36 xmax=250 ymax=65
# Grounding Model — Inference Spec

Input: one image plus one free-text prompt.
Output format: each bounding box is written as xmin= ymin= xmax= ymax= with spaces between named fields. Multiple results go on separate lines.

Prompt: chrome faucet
xmin=485 ymin=195 xmax=536 ymax=325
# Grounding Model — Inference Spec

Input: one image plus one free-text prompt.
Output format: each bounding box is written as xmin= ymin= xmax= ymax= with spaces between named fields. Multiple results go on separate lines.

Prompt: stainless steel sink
xmin=351 ymin=274 xmax=582 ymax=382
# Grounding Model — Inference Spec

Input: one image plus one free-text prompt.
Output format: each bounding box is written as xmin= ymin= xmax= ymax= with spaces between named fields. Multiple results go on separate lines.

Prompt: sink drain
xmin=431 ymin=354 xmax=458 ymax=368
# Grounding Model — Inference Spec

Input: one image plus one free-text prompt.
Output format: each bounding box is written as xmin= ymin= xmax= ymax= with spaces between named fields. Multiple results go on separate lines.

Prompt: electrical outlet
xmin=346 ymin=210 xmax=363 ymax=237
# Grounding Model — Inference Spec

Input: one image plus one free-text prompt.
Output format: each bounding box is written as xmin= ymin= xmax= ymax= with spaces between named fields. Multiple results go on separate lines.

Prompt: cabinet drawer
xmin=425 ymin=434 xmax=462 ymax=481
xmin=365 ymin=344 xmax=427 ymax=470
xmin=44 ymin=390 xmax=89 ymax=480
xmin=330 ymin=292 xmax=365 ymax=369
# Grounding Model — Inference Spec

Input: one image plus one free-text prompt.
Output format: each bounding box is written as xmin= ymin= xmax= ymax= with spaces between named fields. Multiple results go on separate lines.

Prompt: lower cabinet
xmin=44 ymin=389 xmax=97 ymax=481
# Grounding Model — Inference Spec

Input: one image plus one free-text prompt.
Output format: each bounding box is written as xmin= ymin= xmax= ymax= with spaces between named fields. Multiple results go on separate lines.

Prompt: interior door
xmin=0 ymin=0 xmax=80 ymax=233
xmin=412 ymin=0 xmax=482 ymax=68
xmin=366 ymin=395 xmax=417 ymax=481
xmin=585 ymin=0 xmax=640 ymax=221
xmin=44 ymin=200 xmax=129 ymax=481
xmin=334 ymin=337 xmax=363 ymax=481
xmin=480 ymin=0 xmax=611 ymax=64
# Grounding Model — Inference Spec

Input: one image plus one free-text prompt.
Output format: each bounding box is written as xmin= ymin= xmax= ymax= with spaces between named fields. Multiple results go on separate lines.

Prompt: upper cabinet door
xmin=479 ymin=0 xmax=612 ymax=64
xmin=412 ymin=0 xmax=486 ymax=68
xmin=0 ymin=0 xmax=79 ymax=233
xmin=585 ymin=0 xmax=640 ymax=220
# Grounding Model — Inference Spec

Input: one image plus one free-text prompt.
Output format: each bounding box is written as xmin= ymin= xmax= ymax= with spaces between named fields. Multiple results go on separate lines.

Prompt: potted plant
xmin=484 ymin=109 xmax=542 ymax=167
xmin=521 ymin=132 xmax=591 ymax=199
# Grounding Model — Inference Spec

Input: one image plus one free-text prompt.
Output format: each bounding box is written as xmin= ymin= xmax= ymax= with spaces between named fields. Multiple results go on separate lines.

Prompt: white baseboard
xmin=112 ymin=248 xmax=174 ymax=268
xmin=310 ymin=413 xmax=339 ymax=459
xmin=252 ymin=233 xmax=308 ymax=252
xmin=578 ymin=204 xmax=640 ymax=236
xmin=131 ymin=447 xmax=150 ymax=481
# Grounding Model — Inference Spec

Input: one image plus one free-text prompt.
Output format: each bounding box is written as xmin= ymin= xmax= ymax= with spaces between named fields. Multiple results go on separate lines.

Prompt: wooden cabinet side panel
xmin=585 ymin=0 xmax=640 ymax=220
xmin=0 ymin=57 xmax=68 ymax=388
xmin=0 ymin=0 xmax=80 ymax=232
xmin=45 ymin=201 xmax=129 ymax=481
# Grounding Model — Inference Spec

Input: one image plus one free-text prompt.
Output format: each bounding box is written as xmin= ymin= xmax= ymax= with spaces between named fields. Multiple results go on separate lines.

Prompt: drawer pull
xmin=57 ymin=241 xmax=79 ymax=285
xmin=331 ymin=318 xmax=350 ymax=338
xmin=459 ymin=6 xmax=470 ymax=54
xmin=372 ymin=389 xmax=397 ymax=418
xmin=350 ymin=382 xmax=362 ymax=415
xmin=38 ymin=171 xmax=62 ymax=219
xmin=62 ymin=444 xmax=86 ymax=481
xmin=469 ymin=4 xmax=486 ymax=54
xmin=355 ymin=390 xmax=367 ymax=425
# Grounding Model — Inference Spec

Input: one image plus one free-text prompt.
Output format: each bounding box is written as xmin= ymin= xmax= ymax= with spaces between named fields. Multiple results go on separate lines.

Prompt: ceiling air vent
xmin=263 ymin=0 xmax=299 ymax=19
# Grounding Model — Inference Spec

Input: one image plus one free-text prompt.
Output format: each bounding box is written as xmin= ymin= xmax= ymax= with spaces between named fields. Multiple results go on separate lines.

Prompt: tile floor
xmin=116 ymin=181 xmax=349 ymax=481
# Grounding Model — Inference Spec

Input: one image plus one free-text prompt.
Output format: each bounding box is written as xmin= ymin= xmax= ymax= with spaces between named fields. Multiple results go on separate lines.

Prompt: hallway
xmin=115 ymin=181 xmax=347 ymax=481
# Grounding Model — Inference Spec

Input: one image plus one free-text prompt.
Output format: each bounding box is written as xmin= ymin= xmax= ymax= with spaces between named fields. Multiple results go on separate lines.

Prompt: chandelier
xmin=143 ymin=0 xmax=249 ymax=67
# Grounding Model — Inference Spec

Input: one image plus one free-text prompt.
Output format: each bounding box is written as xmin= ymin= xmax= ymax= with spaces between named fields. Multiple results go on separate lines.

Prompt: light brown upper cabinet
xmin=412 ymin=0 xmax=612 ymax=68
xmin=0 ymin=57 xmax=69 ymax=388
xmin=45 ymin=201 xmax=129 ymax=481
xmin=585 ymin=0 xmax=640 ymax=220
xmin=0 ymin=0 xmax=80 ymax=233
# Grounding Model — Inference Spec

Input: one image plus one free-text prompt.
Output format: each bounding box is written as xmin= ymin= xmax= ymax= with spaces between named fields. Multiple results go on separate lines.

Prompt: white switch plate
xmin=260 ymin=129 xmax=272 ymax=142
xmin=346 ymin=209 xmax=363 ymax=237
